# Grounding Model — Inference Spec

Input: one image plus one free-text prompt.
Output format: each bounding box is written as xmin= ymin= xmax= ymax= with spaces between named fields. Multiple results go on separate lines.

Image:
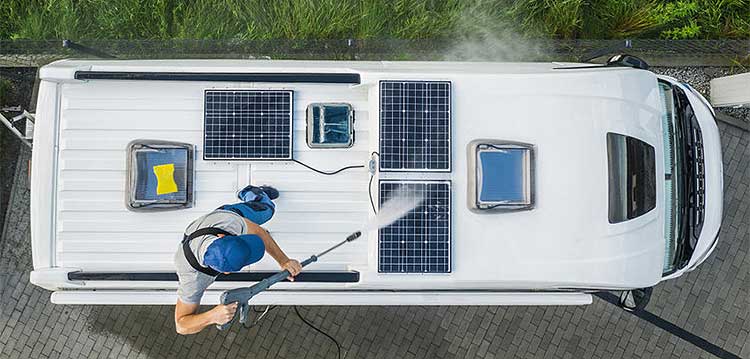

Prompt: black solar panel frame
xmin=203 ymin=89 xmax=294 ymax=161
xmin=378 ymin=179 xmax=452 ymax=273
xmin=379 ymin=80 xmax=452 ymax=172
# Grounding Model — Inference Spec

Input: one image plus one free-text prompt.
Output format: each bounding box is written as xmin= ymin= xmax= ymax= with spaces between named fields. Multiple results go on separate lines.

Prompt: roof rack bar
xmin=67 ymin=271 xmax=360 ymax=283
xmin=74 ymin=71 xmax=361 ymax=84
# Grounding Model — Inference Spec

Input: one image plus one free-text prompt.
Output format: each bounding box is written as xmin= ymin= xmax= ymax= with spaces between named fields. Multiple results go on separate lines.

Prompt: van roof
xmin=33 ymin=59 xmax=666 ymax=293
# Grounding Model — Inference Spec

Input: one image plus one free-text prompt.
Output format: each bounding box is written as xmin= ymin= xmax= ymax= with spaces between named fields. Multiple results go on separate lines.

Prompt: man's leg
xmin=221 ymin=189 xmax=276 ymax=225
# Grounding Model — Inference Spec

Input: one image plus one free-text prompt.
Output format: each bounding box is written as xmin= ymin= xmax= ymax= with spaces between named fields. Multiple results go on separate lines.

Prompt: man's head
xmin=203 ymin=235 xmax=265 ymax=273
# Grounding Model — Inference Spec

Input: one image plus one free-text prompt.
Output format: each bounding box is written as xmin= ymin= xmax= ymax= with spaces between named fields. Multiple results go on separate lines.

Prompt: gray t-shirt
xmin=174 ymin=210 xmax=248 ymax=304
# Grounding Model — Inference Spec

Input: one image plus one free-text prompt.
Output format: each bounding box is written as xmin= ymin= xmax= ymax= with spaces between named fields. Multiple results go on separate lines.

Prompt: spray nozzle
xmin=346 ymin=231 xmax=362 ymax=241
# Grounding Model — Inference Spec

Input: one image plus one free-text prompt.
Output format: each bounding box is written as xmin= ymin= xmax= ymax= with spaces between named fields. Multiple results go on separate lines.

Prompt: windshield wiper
xmin=672 ymin=89 xmax=695 ymax=268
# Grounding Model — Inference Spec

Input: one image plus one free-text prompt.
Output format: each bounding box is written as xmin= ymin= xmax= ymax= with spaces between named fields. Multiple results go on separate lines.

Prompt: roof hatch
xmin=306 ymin=103 xmax=354 ymax=148
xmin=468 ymin=140 xmax=535 ymax=211
xmin=126 ymin=140 xmax=194 ymax=211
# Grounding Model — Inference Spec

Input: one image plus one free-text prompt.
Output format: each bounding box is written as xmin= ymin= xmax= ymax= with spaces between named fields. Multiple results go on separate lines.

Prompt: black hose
xmin=292 ymin=159 xmax=363 ymax=175
xmin=294 ymin=306 xmax=342 ymax=359
xmin=368 ymin=173 xmax=377 ymax=214
xmin=244 ymin=305 xmax=343 ymax=358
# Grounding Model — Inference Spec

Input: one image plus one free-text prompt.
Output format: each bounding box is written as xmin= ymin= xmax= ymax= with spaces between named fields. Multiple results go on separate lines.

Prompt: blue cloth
xmin=479 ymin=149 xmax=526 ymax=202
xmin=204 ymin=234 xmax=266 ymax=272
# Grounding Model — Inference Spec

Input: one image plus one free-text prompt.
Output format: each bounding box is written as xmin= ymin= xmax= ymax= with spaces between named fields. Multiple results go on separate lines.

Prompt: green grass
xmin=1 ymin=0 xmax=748 ymax=40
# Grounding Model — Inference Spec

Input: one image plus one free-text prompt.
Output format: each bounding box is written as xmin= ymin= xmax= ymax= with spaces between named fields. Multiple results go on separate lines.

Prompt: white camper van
xmin=23 ymin=59 xmax=722 ymax=306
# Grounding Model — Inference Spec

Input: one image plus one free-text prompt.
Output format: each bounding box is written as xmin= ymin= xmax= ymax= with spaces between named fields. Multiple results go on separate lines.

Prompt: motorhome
xmin=21 ymin=58 xmax=722 ymax=306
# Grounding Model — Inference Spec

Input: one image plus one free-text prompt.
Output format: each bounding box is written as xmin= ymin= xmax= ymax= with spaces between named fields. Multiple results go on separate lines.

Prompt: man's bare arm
xmin=174 ymin=299 xmax=237 ymax=335
xmin=243 ymin=219 xmax=302 ymax=279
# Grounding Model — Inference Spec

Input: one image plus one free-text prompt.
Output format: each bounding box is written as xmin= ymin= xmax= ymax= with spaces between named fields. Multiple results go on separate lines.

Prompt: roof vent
xmin=468 ymin=140 xmax=534 ymax=211
xmin=126 ymin=140 xmax=194 ymax=211
xmin=306 ymin=103 xmax=354 ymax=148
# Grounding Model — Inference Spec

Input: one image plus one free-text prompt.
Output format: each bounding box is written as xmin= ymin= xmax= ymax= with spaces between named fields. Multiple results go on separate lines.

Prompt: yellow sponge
xmin=153 ymin=163 xmax=178 ymax=195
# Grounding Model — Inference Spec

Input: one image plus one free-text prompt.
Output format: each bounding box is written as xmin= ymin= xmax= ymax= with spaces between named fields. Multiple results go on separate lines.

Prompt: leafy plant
xmin=661 ymin=21 xmax=702 ymax=39
xmin=655 ymin=0 xmax=750 ymax=39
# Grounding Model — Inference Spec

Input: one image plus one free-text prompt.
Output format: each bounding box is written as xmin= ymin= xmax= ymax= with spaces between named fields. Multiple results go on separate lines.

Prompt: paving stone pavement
xmin=0 ymin=121 xmax=748 ymax=359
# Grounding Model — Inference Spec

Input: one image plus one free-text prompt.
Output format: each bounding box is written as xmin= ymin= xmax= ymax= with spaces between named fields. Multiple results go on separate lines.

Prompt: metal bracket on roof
xmin=0 ymin=110 xmax=34 ymax=148
xmin=62 ymin=39 xmax=117 ymax=59
xmin=579 ymin=39 xmax=632 ymax=63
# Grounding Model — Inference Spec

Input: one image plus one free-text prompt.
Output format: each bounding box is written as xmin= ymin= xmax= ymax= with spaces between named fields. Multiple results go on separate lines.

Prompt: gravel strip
xmin=652 ymin=66 xmax=750 ymax=122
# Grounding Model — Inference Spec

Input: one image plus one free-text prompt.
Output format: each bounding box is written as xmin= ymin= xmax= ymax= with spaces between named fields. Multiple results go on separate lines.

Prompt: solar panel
xmin=379 ymin=80 xmax=451 ymax=171
xmin=378 ymin=180 xmax=451 ymax=273
xmin=204 ymin=90 xmax=293 ymax=160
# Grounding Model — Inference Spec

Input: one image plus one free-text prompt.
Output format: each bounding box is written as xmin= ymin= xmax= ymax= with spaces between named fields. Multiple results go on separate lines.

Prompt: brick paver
xmin=1 ymin=123 xmax=748 ymax=359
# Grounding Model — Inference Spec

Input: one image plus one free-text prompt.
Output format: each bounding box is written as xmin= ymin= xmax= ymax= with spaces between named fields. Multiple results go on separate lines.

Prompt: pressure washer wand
xmin=216 ymin=231 xmax=362 ymax=331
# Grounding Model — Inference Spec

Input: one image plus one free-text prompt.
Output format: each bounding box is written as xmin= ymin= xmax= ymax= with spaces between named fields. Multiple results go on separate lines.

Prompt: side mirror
xmin=618 ymin=287 xmax=653 ymax=312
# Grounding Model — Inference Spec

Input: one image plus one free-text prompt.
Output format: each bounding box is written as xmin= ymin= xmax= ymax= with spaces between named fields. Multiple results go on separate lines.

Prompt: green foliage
xmin=583 ymin=0 xmax=665 ymax=38
xmin=1 ymin=0 xmax=748 ymax=40
xmin=240 ymin=0 xmax=361 ymax=39
xmin=0 ymin=0 xmax=29 ymax=40
xmin=661 ymin=21 xmax=702 ymax=39
xmin=653 ymin=0 xmax=750 ymax=39
xmin=82 ymin=0 xmax=173 ymax=39
xmin=171 ymin=1 xmax=243 ymax=39
xmin=508 ymin=0 xmax=584 ymax=39
xmin=11 ymin=0 xmax=84 ymax=40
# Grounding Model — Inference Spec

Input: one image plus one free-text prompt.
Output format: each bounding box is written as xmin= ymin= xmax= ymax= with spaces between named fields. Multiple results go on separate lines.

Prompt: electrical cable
xmin=368 ymin=173 xmax=377 ymax=214
xmin=242 ymin=305 xmax=275 ymax=329
xmin=242 ymin=305 xmax=343 ymax=359
xmin=292 ymin=159 xmax=363 ymax=176
xmin=294 ymin=306 xmax=342 ymax=359
xmin=292 ymin=154 xmax=378 ymax=211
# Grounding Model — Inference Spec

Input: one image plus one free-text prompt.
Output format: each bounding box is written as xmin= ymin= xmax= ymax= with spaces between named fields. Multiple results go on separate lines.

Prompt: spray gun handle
xmin=215 ymin=301 xmax=249 ymax=331
xmin=214 ymin=233 xmax=361 ymax=331
xmin=215 ymin=269 xmax=293 ymax=331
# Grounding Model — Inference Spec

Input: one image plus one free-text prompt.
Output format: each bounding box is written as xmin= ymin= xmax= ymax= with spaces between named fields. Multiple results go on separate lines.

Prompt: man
xmin=174 ymin=185 xmax=301 ymax=335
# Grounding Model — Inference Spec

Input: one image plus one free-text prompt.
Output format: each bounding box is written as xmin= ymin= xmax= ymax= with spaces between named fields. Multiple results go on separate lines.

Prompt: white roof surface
xmin=31 ymin=59 xmax=667 ymax=296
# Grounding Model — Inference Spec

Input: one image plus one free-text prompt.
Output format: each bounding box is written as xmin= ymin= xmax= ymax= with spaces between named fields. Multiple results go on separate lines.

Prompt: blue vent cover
xmin=470 ymin=141 xmax=534 ymax=211
xmin=478 ymin=149 xmax=527 ymax=203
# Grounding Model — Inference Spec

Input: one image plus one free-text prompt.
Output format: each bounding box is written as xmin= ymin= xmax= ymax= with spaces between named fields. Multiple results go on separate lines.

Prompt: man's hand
xmin=210 ymin=302 xmax=238 ymax=325
xmin=281 ymin=259 xmax=302 ymax=281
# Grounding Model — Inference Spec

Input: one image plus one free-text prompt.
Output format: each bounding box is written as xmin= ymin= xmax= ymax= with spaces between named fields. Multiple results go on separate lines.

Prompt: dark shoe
xmin=237 ymin=185 xmax=261 ymax=202
xmin=237 ymin=185 xmax=279 ymax=201
xmin=259 ymin=185 xmax=279 ymax=200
